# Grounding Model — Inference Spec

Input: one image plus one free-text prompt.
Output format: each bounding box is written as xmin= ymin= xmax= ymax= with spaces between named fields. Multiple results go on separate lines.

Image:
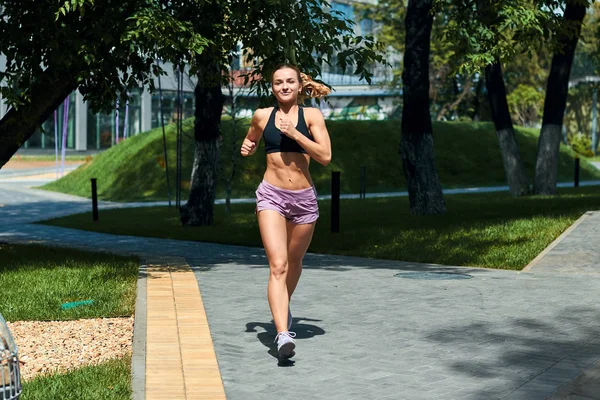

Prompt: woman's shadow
xmin=245 ymin=317 xmax=326 ymax=367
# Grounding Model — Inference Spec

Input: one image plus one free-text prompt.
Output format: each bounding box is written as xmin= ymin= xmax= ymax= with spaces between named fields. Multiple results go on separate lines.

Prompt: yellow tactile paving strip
xmin=146 ymin=258 xmax=226 ymax=400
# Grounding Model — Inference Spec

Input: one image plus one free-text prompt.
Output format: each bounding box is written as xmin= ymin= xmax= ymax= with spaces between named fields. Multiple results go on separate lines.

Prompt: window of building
xmin=86 ymin=90 xmax=143 ymax=150
xmin=24 ymin=95 xmax=76 ymax=149
xmin=360 ymin=18 xmax=373 ymax=35
xmin=151 ymin=90 xmax=195 ymax=130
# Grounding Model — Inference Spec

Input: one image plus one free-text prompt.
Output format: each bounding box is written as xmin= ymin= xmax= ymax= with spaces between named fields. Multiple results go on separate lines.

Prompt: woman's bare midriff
xmin=263 ymin=152 xmax=314 ymax=190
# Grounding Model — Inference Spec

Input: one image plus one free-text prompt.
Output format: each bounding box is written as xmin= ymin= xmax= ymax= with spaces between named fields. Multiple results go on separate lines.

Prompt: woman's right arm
xmin=240 ymin=109 xmax=268 ymax=156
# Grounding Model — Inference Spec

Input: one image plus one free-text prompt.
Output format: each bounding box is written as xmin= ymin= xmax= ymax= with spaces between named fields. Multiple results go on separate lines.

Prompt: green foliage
xmin=22 ymin=357 xmax=131 ymax=400
xmin=568 ymin=131 xmax=595 ymax=157
xmin=565 ymin=4 xmax=600 ymax=138
xmin=40 ymin=119 xmax=600 ymax=201
xmin=436 ymin=0 xmax=587 ymax=74
xmin=354 ymin=0 xmax=405 ymax=85
xmin=56 ymin=0 xmax=93 ymax=18
xmin=42 ymin=187 xmax=600 ymax=270
xmin=0 ymin=244 xmax=138 ymax=322
xmin=503 ymin=47 xmax=550 ymax=94
xmin=353 ymin=0 xmax=478 ymax=121
xmin=578 ymin=1 xmax=600 ymax=74
xmin=506 ymin=84 xmax=544 ymax=126
xmin=230 ymin=0 xmax=386 ymax=99
xmin=0 ymin=0 xmax=209 ymax=113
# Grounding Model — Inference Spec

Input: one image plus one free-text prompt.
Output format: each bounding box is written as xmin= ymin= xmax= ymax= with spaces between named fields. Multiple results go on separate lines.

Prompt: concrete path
xmin=1 ymin=182 xmax=600 ymax=399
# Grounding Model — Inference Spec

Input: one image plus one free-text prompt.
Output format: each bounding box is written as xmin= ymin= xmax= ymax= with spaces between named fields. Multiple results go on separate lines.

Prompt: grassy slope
xmin=41 ymin=119 xmax=600 ymax=202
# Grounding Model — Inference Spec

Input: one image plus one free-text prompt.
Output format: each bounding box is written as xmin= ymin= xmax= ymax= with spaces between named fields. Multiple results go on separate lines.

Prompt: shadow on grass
xmin=3 ymin=186 xmax=600 ymax=271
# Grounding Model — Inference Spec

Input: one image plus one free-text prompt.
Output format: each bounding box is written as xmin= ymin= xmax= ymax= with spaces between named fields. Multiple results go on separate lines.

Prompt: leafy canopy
xmin=0 ymin=0 xmax=209 ymax=113
xmin=435 ymin=0 xmax=589 ymax=73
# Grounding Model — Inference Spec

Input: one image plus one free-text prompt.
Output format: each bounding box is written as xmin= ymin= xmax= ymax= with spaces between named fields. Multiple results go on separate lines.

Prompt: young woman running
xmin=240 ymin=64 xmax=331 ymax=359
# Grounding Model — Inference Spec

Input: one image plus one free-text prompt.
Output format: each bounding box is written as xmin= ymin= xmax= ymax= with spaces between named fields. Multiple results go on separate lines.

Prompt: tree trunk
xmin=484 ymin=61 xmax=530 ymax=196
xmin=0 ymin=69 xmax=77 ymax=169
xmin=400 ymin=0 xmax=446 ymax=215
xmin=179 ymin=59 xmax=224 ymax=226
xmin=534 ymin=1 xmax=586 ymax=195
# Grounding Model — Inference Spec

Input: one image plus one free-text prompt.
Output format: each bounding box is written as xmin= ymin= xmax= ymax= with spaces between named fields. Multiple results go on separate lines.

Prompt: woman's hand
xmin=278 ymin=117 xmax=298 ymax=140
xmin=240 ymin=138 xmax=257 ymax=156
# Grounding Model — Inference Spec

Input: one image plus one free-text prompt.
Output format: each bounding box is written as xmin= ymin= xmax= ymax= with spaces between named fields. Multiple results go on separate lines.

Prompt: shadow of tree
xmin=423 ymin=306 xmax=600 ymax=399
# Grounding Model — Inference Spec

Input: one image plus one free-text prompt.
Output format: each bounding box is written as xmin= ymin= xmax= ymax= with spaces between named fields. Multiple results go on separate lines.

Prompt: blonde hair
xmin=272 ymin=64 xmax=331 ymax=104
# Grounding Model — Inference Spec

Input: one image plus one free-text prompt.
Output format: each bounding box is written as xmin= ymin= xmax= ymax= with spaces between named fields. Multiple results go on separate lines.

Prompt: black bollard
xmin=331 ymin=171 xmax=340 ymax=233
xmin=360 ymin=166 xmax=366 ymax=199
xmin=574 ymin=157 xmax=580 ymax=188
xmin=91 ymin=178 xmax=99 ymax=221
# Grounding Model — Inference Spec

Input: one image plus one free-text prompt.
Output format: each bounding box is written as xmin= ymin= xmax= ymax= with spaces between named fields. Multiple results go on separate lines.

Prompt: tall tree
xmin=0 ymin=0 xmax=207 ymax=169
xmin=356 ymin=0 xmax=477 ymax=121
xmin=400 ymin=0 xmax=446 ymax=215
xmin=178 ymin=0 xmax=384 ymax=225
xmin=483 ymin=61 xmax=531 ymax=195
xmin=475 ymin=0 xmax=530 ymax=196
xmin=178 ymin=0 xmax=225 ymax=226
xmin=534 ymin=0 xmax=587 ymax=195
xmin=440 ymin=0 xmax=589 ymax=196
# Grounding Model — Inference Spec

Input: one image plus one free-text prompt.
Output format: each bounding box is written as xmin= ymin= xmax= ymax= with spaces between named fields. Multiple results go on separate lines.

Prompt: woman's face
xmin=272 ymin=68 xmax=301 ymax=103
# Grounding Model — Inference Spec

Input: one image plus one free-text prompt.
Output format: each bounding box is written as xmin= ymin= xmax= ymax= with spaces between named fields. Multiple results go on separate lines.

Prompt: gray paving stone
xmin=3 ymin=180 xmax=600 ymax=399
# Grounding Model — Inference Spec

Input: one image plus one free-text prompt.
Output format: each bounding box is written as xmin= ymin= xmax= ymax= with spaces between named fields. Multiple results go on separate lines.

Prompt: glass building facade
xmin=151 ymin=90 xmax=195 ymax=130
xmin=23 ymin=95 xmax=76 ymax=150
xmin=86 ymin=91 xmax=143 ymax=150
xmin=1 ymin=0 xmax=398 ymax=152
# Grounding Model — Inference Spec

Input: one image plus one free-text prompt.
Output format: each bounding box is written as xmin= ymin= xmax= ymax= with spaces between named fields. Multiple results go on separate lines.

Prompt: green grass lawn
xmin=0 ymin=244 xmax=138 ymax=322
xmin=0 ymin=244 xmax=137 ymax=398
xmin=40 ymin=186 xmax=600 ymax=270
xmin=21 ymin=357 xmax=131 ymax=400
xmin=40 ymin=119 xmax=600 ymax=202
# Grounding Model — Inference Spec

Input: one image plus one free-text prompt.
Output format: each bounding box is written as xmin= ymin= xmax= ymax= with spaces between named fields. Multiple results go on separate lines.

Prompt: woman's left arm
xmin=279 ymin=108 xmax=332 ymax=166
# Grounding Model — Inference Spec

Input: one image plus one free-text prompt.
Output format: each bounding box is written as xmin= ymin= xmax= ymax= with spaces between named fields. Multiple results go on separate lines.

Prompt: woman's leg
xmin=258 ymin=210 xmax=290 ymax=334
xmin=286 ymin=221 xmax=316 ymax=300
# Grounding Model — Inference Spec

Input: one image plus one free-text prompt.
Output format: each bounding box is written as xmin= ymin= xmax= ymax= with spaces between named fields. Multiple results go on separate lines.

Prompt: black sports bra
xmin=263 ymin=107 xmax=314 ymax=154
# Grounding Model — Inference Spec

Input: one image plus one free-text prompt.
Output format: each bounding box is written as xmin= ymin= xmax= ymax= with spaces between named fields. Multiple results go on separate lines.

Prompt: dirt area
xmin=6 ymin=317 xmax=134 ymax=381
xmin=3 ymin=160 xmax=84 ymax=170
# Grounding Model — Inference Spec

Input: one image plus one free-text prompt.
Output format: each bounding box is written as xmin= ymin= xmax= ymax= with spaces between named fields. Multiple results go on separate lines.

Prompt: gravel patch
xmin=7 ymin=317 xmax=134 ymax=381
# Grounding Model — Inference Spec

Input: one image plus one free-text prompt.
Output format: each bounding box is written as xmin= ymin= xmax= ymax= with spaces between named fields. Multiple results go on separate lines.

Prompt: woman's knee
xmin=269 ymin=259 xmax=288 ymax=279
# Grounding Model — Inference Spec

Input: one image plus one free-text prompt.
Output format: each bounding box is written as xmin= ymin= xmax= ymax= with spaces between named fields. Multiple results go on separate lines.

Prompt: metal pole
xmin=574 ymin=156 xmax=580 ymax=188
xmin=175 ymin=67 xmax=181 ymax=207
xmin=360 ymin=166 xmax=366 ymax=199
xmin=593 ymin=86 xmax=599 ymax=156
xmin=115 ymin=98 xmax=120 ymax=145
xmin=54 ymin=110 xmax=59 ymax=179
xmin=178 ymin=66 xmax=184 ymax=207
xmin=331 ymin=171 xmax=340 ymax=233
xmin=157 ymin=60 xmax=172 ymax=207
xmin=91 ymin=178 xmax=99 ymax=221
xmin=176 ymin=66 xmax=184 ymax=208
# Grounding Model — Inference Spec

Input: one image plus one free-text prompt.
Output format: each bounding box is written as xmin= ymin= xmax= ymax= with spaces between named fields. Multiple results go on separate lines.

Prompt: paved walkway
xmin=1 ymin=183 xmax=600 ymax=399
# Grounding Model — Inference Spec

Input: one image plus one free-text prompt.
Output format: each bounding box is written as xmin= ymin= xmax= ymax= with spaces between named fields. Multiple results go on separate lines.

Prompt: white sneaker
xmin=288 ymin=307 xmax=293 ymax=331
xmin=275 ymin=331 xmax=296 ymax=359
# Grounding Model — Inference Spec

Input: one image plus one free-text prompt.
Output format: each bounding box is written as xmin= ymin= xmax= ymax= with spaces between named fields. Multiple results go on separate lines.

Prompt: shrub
xmin=568 ymin=132 xmax=594 ymax=157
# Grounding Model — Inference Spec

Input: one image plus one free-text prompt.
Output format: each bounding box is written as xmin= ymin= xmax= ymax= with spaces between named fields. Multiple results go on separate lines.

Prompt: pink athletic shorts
xmin=255 ymin=180 xmax=319 ymax=225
